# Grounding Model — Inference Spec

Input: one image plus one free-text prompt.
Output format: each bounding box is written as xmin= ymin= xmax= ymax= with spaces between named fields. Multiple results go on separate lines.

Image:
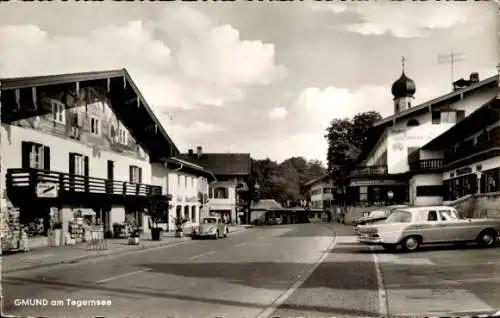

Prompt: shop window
xmin=416 ymin=185 xmax=443 ymax=197
xmin=22 ymin=141 xmax=50 ymax=170
xmin=407 ymin=119 xmax=419 ymax=127
xmin=191 ymin=207 xmax=196 ymax=222
xmin=129 ymin=165 xmax=142 ymax=184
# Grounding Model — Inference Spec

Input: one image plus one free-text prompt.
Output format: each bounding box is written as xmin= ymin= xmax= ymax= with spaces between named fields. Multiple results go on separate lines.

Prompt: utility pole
xmin=438 ymin=53 xmax=466 ymax=90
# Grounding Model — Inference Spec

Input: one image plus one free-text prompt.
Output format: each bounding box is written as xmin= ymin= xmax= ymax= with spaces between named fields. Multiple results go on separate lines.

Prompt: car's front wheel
xmin=401 ymin=236 xmax=420 ymax=252
xmin=224 ymin=228 xmax=229 ymax=238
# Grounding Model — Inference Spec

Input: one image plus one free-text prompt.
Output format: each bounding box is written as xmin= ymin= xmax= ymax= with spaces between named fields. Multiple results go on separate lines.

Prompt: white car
xmin=357 ymin=206 xmax=500 ymax=252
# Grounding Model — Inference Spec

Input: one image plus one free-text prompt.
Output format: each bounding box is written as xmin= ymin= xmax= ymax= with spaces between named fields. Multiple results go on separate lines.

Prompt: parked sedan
xmin=191 ymin=217 xmax=229 ymax=240
xmin=357 ymin=206 xmax=500 ymax=252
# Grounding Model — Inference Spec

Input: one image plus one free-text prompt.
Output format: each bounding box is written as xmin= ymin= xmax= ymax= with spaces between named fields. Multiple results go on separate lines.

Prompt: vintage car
xmin=357 ymin=206 xmax=500 ymax=252
xmin=353 ymin=205 xmax=408 ymax=233
xmin=191 ymin=216 xmax=229 ymax=240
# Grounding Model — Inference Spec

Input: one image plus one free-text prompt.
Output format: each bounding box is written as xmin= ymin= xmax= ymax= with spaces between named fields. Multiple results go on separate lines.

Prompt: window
xmin=427 ymin=210 xmax=438 ymax=221
xmin=359 ymin=186 xmax=368 ymax=201
xmin=214 ymin=187 xmax=229 ymax=199
xmin=185 ymin=176 xmax=188 ymax=188
xmin=456 ymin=110 xmax=465 ymax=122
xmin=431 ymin=111 xmax=441 ymax=124
xmin=191 ymin=177 xmax=194 ymax=188
xmin=69 ymin=153 xmax=88 ymax=176
xmin=439 ymin=209 xmax=460 ymax=220
xmin=90 ymin=117 xmax=100 ymax=135
xmin=177 ymin=174 xmax=180 ymax=186
xmin=386 ymin=210 xmax=412 ymax=223
xmin=416 ymin=185 xmax=443 ymax=197
xmin=129 ymin=165 xmax=142 ymax=184
xmin=407 ymin=119 xmax=419 ymax=127
xmin=119 ymin=127 xmax=128 ymax=145
xmin=21 ymin=142 xmax=50 ymax=170
xmin=51 ymin=100 xmax=65 ymax=124
xmin=441 ymin=111 xmax=457 ymax=123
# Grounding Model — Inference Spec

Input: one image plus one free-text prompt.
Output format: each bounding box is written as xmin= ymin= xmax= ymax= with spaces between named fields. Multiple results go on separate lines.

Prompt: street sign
xmin=387 ymin=191 xmax=394 ymax=200
xmin=36 ymin=183 xmax=59 ymax=198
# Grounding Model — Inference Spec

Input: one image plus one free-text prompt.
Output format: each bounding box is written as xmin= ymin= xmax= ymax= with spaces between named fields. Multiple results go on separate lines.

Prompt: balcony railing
xmin=6 ymin=168 xmax=162 ymax=198
xmin=350 ymin=165 xmax=388 ymax=177
xmin=409 ymin=159 xmax=443 ymax=171
xmin=444 ymin=134 xmax=500 ymax=164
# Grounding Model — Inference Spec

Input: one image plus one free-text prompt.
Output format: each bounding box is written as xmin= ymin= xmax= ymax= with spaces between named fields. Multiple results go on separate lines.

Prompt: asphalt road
xmin=3 ymin=223 xmax=500 ymax=318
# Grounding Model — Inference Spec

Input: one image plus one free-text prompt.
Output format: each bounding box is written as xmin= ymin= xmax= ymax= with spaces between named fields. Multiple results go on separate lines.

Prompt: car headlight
xmin=208 ymin=227 xmax=216 ymax=233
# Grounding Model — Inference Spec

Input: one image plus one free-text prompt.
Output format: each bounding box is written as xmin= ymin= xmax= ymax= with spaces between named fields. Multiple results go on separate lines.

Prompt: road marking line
xmin=233 ymin=242 xmax=246 ymax=247
xmin=371 ymin=247 xmax=388 ymax=317
xmin=254 ymin=235 xmax=337 ymax=318
xmin=189 ymin=250 xmax=216 ymax=260
xmin=96 ymin=268 xmax=151 ymax=284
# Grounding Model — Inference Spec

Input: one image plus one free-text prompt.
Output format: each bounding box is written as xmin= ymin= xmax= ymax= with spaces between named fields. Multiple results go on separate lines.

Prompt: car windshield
xmin=203 ymin=218 xmax=217 ymax=224
xmin=369 ymin=210 xmax=385 ymax=217
xmin=385 ymin=210 xmax=412 ymax=223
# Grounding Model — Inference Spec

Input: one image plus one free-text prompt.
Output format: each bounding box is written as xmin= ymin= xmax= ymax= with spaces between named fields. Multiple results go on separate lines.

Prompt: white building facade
xmin=347 ymin=70 xmax=498 ymax=207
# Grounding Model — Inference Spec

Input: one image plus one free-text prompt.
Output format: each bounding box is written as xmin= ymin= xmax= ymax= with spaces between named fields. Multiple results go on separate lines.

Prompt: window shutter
xmin=69 ymin=153 xmax=75 ymax=175
xmin=43 ymin=146 xmax=50 ymax=170
xmin=21 ymin=141 xmax=32 ymax=168
xmin=84 ymin=156 xmax=89 ymax=177
xmin=129 ymin=166 xmax=133 ymax=183
xmin=138 ymin=167 xmax=142 ymax=184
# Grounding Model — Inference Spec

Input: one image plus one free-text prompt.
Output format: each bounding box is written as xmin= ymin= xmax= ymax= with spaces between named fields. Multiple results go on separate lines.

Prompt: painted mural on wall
xmin=9 ymin=85 xmax=147 ymax=160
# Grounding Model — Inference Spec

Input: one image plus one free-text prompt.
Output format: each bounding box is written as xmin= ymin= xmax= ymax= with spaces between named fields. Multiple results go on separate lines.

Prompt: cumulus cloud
xmin=0 ymin=6 xmax=286 ymax=113
xmin=267 ymin=107 xmax=288 ymax=120
xmin=321 ymin=2 xmax=480 ymax=38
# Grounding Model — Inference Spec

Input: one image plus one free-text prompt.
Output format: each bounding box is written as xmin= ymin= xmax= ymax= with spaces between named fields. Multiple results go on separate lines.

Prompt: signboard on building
xmin=350 ymin=179 xmax=406 ymax=187
xmin=36 ymin=183 xmax=59 ymax=198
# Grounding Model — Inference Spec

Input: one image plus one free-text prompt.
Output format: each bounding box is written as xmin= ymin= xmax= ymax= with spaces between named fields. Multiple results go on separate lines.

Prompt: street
xmin=3 ymin=223 xmax=500 ymax=317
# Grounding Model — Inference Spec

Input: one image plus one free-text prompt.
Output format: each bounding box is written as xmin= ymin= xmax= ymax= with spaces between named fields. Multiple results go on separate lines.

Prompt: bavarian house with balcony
xmin=344 ymin=67 xmax=497 ymax=217
xmin=1 ymin=69 xmax=177 ymax=247
xmin=419 ymin=98 xmax=500 ymax=212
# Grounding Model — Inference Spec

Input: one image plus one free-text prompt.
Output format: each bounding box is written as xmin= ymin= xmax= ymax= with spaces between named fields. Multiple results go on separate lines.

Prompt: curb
xmin=2 ymin=226 xmax=253 ymax=274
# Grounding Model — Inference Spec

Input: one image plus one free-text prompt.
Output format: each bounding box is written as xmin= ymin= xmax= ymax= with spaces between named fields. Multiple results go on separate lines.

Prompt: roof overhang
xmin=0 ymin=69 xmax=180 ymax=159
xmin=162 ymin=157 xmax=217 ymax=182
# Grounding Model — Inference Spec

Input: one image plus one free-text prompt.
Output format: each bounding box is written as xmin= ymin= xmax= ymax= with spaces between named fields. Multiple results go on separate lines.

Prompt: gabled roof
xmin=422 ymin=97 xmax=500 ymax=150
xmin=304 ymin=174 xmax=333 ymax=187
xmin=251 ymin=199 xmax=283 ymax=210
xmin=0 ymin=69 xmax=180 ymax=159
xmin=357 ymin=74 xmax=498 ymax=163
xmin=179 ymin=153 xmax=251 ymax=176
xmin=161 ymin=157 xmax=217 ymax=181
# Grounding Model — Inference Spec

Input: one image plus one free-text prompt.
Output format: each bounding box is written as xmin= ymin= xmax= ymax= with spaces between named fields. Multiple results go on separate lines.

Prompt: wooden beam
xmin=107 ymin=78 xmax=111 ymax=93
xmin=76 ymin=81 xmax=80 ymax=98
xmin=15 ymin=89 xmax=20 ymax=109
xmin=123 ymin=76 xmax=127 ymax=89
xmin=32 ymin=87 xmax=37 ymax=110
xmin=137 ymin=96 xmax=140 ymax=108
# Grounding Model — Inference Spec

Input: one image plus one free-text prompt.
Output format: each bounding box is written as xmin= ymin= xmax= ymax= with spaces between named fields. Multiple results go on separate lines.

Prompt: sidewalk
xmin=1 ymin=225 xmax=253 ymax=274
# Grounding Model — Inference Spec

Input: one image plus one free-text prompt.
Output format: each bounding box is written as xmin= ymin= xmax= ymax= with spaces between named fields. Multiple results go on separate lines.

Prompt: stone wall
xmin=445 ymin=192 xmax=500 ymax=218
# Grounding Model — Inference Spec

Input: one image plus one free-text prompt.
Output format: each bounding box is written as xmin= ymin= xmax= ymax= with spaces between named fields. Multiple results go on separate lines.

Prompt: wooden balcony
xmin=444 ymin=133 xmax=500 ymax=165
xmin=350 ymin=165 xmax=388 ymax=177
xmin=6 ymin=168 xmax=163 ymax=206
xmin=409 ymin=159 xmax=443 ymax=172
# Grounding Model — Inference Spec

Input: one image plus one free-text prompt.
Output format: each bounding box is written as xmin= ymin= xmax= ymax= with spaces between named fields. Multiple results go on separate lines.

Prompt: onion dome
xmin=391 ymin=72 xmax=416 ymax=98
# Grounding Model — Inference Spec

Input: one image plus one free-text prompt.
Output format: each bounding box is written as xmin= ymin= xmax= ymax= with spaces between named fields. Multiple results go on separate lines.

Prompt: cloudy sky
xmin=0 ymin=1 xmax=497 ymax=165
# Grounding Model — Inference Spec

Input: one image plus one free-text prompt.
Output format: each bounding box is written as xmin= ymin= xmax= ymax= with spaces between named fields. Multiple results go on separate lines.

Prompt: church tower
xmin=391 ymin=57 xmax=416 ymax=114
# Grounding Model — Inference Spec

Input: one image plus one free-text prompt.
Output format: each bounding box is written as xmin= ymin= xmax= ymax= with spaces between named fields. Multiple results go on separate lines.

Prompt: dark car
xmin=353 ymin=205 xmax=408 ymax=233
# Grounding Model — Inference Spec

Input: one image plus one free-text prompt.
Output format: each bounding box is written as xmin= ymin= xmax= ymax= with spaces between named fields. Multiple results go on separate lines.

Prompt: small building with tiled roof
xmin=179 ymin=146 xmax=251 ymax=223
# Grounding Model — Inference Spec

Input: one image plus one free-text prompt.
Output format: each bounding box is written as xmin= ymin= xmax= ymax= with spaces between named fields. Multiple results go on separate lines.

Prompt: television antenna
xmin=438 ymin=53 xmax=466 ymax=90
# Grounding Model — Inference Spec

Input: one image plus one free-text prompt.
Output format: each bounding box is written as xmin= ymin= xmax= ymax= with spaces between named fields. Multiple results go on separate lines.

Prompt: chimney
xmin=196 ymin=146 xmax=202 ymax=158
xmin=469 ymin=72 xmax=479 ymax=83
xmin=188 ymin=149 xmax=194 ymax=155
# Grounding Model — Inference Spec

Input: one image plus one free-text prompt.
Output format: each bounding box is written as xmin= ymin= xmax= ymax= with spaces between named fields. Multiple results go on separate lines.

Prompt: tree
xmin=250 ymin=156 xmax=326 ymax=207
xmin=324 ymin=111 xmax=383 ymax=181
